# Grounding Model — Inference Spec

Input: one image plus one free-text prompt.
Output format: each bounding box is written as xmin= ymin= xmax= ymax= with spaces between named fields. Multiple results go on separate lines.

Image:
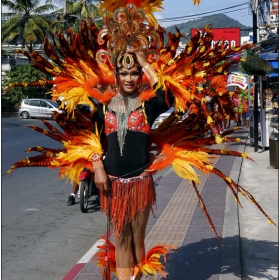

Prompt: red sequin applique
xmin=105 ymin=109 xmax=151 ymax=135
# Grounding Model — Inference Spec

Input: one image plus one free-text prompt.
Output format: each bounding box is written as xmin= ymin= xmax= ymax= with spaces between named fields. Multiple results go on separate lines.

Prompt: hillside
xmin=165 ymin=14 xmax=252 ymax=41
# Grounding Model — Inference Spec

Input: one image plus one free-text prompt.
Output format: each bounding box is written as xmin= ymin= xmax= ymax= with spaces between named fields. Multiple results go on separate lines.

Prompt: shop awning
xmin=258 ymin=52 xmax=279 ymax=61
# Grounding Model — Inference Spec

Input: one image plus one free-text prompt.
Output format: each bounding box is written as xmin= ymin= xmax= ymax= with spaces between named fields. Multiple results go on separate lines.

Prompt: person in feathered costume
xmin=4 ymin=0 xmax=276 ymax=279
xmin=232 ymin=87 xmax=249 ymax=126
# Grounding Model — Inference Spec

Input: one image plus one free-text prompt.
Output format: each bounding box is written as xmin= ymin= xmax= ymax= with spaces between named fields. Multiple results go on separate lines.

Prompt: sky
xmin=154 ymin=0 xmax=253 ymax=27
xmin=2 ymin=0 xmax=253 ymax=27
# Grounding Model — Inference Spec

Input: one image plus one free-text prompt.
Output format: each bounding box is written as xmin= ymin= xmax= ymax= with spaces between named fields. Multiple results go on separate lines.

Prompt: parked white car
xmin=19 ymin=98 xmax=63 ymax=119
xmin=151 ymin=107 xmax=174 ymax=130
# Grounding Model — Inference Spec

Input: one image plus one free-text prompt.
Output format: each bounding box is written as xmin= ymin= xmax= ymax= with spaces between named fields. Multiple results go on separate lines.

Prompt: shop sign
xmin=191 ymin=27 xmax=240 ymax=49
xmin=226 ymin=73 xmax=248 ymax=91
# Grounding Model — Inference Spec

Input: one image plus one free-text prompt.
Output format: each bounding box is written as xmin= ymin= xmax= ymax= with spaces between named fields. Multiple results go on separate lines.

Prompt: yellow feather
xmin=241 ymin=152 xmax=248 ymax=158
xmin=145 ymin=13 xmax=158 ymax=28
xmin=142 ymin=264 xmax=156 ymax=274
xmin=172 ymin=158 xmax=200 ymax=183
xmin=177 ymin=150 xmax=211 ymax=166
xmin=207 ymin=116 xmax=213 ymax=124
xmin=206 ymin=164 xmax=214 ymax=171
xmin=225 ymin=177 xmax=232 ymax=183
xmin=50 ymin=132 xmax=103 ymax=183
xmin=195 ymin=70 xmax=206 ymax=78
xmin=53 ymin=87 xmax=92 ymax=115
xmin=215 ymin=135 xmax=223 ymax=144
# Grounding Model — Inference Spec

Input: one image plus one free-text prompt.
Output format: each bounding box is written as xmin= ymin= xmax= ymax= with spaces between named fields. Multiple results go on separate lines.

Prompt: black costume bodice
xmin=95 ymin=86 xmax=174 ymax=178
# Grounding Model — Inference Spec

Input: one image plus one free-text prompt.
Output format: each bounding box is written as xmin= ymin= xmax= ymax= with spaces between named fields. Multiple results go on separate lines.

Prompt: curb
xmin=2 ymin=112 xmax=19 ymax=118
xmin=62 ymin=239 xmax=106 ymax=280
xmin=219 ymin=132 xmax=248 ymax=280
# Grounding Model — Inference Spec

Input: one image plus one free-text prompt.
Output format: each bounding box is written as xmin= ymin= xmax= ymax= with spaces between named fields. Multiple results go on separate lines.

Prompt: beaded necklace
xmin=108 ymin=92 xmax=142 ymax=155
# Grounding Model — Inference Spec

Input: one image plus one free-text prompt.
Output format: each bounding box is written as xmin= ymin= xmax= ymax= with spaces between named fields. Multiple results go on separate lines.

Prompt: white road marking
xmin=77 ymin=239 xmax=105 ymax=263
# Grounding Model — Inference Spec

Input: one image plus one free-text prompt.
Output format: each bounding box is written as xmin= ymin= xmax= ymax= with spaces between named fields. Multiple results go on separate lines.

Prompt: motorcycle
xmin=78 ymin=168 xmax=99 ymax=213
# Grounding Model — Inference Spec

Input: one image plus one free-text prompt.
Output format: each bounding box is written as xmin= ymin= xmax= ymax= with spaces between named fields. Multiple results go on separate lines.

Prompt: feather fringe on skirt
xmin=99 ymin=172 xmax=156 ymax=236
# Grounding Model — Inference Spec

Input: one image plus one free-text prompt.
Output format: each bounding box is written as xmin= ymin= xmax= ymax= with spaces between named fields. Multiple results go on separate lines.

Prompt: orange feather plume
xmin=93 ymin=236 xmax=117 ymax=279
xmin=140 ymin=244 xmax=177 ymax=278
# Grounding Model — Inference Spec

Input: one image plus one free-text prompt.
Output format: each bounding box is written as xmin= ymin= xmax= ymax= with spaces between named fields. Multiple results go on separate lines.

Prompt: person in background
xmin=205 ymin=95 xmax=214 ymax=137
xmin=67 ymin=182 xmax=79 ymax=206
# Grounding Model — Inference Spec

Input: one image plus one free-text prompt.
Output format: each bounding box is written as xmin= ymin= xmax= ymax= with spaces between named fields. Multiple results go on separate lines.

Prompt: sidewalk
xmin=65 ymin=127 xmax=279 ymax=280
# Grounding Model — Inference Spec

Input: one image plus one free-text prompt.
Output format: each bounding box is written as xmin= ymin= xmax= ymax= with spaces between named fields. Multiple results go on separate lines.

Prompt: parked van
xmin=19 ymin=98 xmax=62 ymax=119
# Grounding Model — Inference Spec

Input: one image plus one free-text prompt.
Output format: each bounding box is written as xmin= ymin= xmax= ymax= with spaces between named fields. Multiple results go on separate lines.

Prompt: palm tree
xmin=49 ymin=0 xmax=103 ymax=34
xmin=2 ymin=0 xmax=57 ymax=47
xmin=67 ymin=0 xmax=100 ymax=20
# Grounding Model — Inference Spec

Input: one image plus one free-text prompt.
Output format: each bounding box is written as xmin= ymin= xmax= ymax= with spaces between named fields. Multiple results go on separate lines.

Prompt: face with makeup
xmin=116 ymin=65 xmax=142 ymax=97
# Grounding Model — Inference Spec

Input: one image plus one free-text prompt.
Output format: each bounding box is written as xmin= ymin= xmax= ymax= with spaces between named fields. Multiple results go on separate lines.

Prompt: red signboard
xmin=191 ymin=27 xmax=240 ymax=48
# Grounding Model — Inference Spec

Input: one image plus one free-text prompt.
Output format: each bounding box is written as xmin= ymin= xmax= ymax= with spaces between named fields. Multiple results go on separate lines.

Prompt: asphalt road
xmin=2 ymin=117 xmax=107 ymax=280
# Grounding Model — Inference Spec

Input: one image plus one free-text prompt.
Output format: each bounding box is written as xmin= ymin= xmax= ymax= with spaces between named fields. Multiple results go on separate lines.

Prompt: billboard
xmin=190 ymin=27 xmax=240 ymax=49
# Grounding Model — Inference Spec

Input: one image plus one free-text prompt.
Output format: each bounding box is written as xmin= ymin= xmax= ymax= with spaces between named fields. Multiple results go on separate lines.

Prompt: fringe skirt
xmin=99 ymin=172 xmax=156 ymax=236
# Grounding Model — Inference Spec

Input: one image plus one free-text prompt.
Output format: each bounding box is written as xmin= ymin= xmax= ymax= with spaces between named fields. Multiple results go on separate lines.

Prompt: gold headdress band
xmin=116 ymin=53 xmax=136 ymax=69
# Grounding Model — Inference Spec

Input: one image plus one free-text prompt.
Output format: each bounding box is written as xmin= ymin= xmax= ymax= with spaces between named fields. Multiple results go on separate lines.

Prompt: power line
xmin=159 ymin=7 xmax=248 ymax=22
xmin=157 ymin=3 xmax=249 ymax=23
xmin=160 ymin=1 xmax=249 ymax=16
xmin=158 ymin=3 xmax=248 ymax=22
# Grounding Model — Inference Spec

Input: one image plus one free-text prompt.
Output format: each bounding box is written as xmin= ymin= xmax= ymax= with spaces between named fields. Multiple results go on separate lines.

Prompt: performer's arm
xmin=93 ymin=161 xmax=109 ymax=191
xmin=91 ymin=104 xmax=109 ymax=191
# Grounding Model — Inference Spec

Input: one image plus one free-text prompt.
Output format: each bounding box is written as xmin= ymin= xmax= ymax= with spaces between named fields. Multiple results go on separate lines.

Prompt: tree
xmin=67 ymin=0 xmax=100 ymax=21
xmin=2 ymin=0 xmax=57 ymax=47
xmin=2 ymin=64 xmax=52 ymax=112
xmin=49 ymin=0 xmax=103 ymax=33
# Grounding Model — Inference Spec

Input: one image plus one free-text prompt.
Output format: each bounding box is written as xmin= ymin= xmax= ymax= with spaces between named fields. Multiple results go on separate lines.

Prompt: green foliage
xmin=2 ymin=64 xmax=52 ymax=112
xmin=49 ymin=0 xmax=103 ymax=34
xmin=2 ymin=0 xmax=57 ymax=45
xmin=165 ymin=14 xmax=252 ymax=42
xmin=2 ymin=49 xmax=9 ymax=56
xmin=67 ymin=0 xmax=100 ymax=20
xmin=239 ymin=49 xmax=273 ymax=76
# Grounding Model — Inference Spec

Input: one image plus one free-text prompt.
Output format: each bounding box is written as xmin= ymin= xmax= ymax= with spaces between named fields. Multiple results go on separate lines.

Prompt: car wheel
xmin=21 ymin=111 xmax=29 ymax=119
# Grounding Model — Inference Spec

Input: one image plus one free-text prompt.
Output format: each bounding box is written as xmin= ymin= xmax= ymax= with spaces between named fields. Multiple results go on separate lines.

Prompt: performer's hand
xmin=126 ymin=46 xmax=148 ymax=68
xmin=94 ymin=167 xmax=109 ymax=191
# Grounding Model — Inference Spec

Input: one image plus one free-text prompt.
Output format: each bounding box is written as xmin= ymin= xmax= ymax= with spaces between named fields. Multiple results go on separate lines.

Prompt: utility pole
xmin=252 ymin=0 xmax=259 ymax=152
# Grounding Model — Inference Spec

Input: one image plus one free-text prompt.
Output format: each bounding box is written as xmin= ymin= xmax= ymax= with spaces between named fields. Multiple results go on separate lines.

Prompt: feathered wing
xmin=6 ymin=20 xmax=117 ymax=115
xmin=142 ymin=25 xmax=277 ymax=235
xmin=4 ymin=112 xmax=103 ymax=184
xmin=146 ymin=109 xmax=276 ymax=240
xmin=152 ymin=26 xmax=249 ymax=115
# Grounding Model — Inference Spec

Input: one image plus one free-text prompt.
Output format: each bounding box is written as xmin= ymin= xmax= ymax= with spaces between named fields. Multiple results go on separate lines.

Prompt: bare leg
xmin=114 ymin=204 xmax=151 ymax=267
xmin=114 ymin=204 xmax=151 ymax=280
xmin=131 ymin=204 xmax=151 ymax=264
xmin=72 ymin=182 xmax=79 ymax=194
xmin=114 ymin=223 xmax=134 ymax=268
